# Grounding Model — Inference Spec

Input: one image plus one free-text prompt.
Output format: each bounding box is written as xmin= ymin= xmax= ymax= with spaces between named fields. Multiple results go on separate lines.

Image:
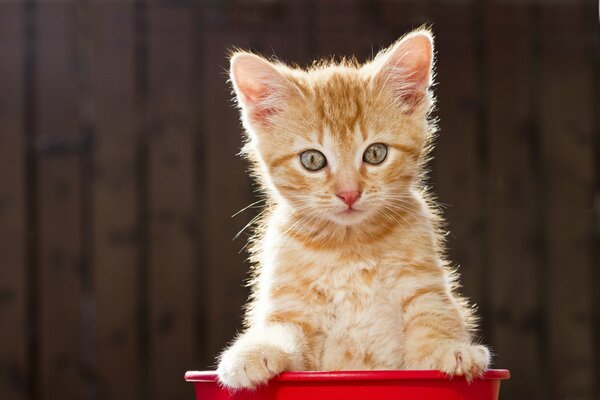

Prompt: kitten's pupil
xmin=300 ymin=149 xmax=327 ymax=171
xmin=363 ymin=143 xmax=388 ymax=165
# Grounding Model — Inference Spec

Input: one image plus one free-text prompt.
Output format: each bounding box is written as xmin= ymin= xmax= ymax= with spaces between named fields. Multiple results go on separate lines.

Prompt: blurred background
xmin=0 ymin=0 xmax=597 ymax=399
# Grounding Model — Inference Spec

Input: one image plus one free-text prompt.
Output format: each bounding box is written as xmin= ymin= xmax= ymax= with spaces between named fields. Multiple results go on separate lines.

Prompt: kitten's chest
xmin=318 ymin=263 xmax=383 ymax=308
xmin=306 ymin=258 xmax=404 ymax=369
xmin=306 ymin=257 xmax=396 ymax=317
xmin=309 ymin=258 xmax=401 ymax=329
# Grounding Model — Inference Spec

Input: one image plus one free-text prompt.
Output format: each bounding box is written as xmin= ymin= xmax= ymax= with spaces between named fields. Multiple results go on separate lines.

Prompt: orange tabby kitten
xmin=217 ymin=29 xmax=490 ymax=389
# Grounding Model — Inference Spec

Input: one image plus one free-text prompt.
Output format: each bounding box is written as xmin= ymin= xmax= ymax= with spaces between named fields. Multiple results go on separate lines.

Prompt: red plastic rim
xmin=185 ymin=370 xmax=510 ymax=383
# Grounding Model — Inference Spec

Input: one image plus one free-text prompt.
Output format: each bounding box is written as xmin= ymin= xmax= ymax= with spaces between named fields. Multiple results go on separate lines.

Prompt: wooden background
xmin=0 ymin=0 xmax=597 ymax=399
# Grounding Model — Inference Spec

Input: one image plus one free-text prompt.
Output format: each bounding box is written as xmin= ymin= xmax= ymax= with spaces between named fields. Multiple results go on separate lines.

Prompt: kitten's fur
xmin=217 ymin=29 xmax=490 ymax=389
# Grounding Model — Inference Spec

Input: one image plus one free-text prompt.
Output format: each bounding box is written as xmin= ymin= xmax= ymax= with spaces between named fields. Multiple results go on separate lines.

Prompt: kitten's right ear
xmin=369 ymin=30 xmax=434 ymax=113
xmin=230 ymin=52 xmax=293 ymax=128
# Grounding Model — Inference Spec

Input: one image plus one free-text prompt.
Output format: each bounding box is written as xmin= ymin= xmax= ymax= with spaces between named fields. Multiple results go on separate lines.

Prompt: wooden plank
xmin=587 ymin=1 xmax=600 ymax=397
xmin=483 ymin=3 xmax=544 ymax=398
xmin=428 ymin=1 xmax=485 ymax=323
xmin=202 ymin=5 xmax=254 ymax=363
xmin=146 ymin=6 xmax=196 ymax=400
xmin=90 ymin=3 xmax=140 ymax=400
xmin=233 ymin=1 xmax=309 ymax=65
xmin=374 ymin=0 xmax=431 ymax=53
xmin=0 ymin=3 xmax=29 ymax=400
xmin=313 ymin=0 xmax=415 ymax=60
xmin=202 ymin=5 xmax=252 ymax=362
xmin=539 ymin=3 xmax=595 ymax=398
xmin=35 ymin=2 xmax=83 ymax=399
xmin=313 ymin=0 xmax=368 ymax=56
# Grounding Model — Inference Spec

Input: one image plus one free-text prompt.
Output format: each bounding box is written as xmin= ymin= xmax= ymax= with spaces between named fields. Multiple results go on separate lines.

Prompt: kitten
xmin=217 ymin=28 xmax=490 ymax=389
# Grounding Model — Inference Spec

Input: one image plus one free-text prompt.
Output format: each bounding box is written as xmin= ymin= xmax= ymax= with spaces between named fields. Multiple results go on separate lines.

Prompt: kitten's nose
xmin=336 ymin=191 xmax=361 ymax=207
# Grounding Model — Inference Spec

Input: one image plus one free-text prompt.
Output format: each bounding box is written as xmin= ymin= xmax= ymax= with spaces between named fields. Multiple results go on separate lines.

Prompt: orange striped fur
xmin=217 ymin=28 xmax=490 ymax=389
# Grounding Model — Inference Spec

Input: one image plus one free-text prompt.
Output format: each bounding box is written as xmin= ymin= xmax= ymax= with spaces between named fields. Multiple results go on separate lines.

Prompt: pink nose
xmin=336 ymin=191 xmax=361 ymax=207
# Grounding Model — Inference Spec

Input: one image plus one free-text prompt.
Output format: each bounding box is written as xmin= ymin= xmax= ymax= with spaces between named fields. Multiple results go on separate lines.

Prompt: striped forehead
xmin=311 ymin=71 xmax=368 ymax=140
xmin=320 ymin=124 xmax=363 ymax=171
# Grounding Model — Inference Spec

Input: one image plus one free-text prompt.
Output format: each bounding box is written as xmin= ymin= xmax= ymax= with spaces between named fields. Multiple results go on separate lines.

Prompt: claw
xmin=454 ymin=351 xmax=464 ymax=375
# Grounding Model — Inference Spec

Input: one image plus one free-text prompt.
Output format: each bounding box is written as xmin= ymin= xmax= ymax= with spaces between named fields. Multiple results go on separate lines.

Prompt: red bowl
xmin=185 ymin=370 xmax=510 ymax=400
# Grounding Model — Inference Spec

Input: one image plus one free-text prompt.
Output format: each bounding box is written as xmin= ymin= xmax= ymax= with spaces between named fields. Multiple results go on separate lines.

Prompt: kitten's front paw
xmin=435 ymin=342 xmax=490 ymax=381
xmin=217 ymin=343 xmax=290 ymax=389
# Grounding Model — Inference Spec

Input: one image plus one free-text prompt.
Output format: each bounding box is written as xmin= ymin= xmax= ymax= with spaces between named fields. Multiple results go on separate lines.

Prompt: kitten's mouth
xmin=338 ymin=207 xmax=363 ymax=216
xmin=329 ymin=207 xmax=369 ymax=226
xmin=329 ymin=206 xmax=369 ymax=226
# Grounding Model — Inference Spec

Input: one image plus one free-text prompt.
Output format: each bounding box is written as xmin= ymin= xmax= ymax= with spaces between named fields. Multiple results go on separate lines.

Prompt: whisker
xmin=231 ymin=199 xmax=267 ymax=218
xmin=234 ymin=208 xmax=268 ymax=241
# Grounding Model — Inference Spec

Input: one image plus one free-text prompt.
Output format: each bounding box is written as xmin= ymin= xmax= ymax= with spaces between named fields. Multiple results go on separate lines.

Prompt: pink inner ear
xmin=238 ymin=79 xmax=272 ymax=107
xmin=377 ymin=34 xmax=432 ymax=110
xmin=397 ymin=75 xmax=427 ymax=109
xmin=231 ymin=54 xmax=289 ymax=126
xmin=243 ymin=85 xmax=281 ymax=125
xmin=249 ymin=100 xmax=279 ymax=124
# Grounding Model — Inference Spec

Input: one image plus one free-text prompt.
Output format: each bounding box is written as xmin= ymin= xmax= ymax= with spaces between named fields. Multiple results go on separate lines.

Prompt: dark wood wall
xmin=0 ymin=1 xmax=597 ymax=399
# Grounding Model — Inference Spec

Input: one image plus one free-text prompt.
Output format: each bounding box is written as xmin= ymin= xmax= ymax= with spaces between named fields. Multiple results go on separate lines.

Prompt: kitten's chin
xmin=328 ymin=208 xmax=370 ymax=226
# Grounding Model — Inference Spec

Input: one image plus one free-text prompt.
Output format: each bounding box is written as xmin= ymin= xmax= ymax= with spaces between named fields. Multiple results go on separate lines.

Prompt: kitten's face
xmin=231 ymin=31 xmax=434 ymax=226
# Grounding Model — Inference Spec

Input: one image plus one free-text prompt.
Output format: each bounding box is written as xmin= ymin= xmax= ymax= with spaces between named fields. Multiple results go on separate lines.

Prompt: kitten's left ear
xmin=369 ymin=30 xmax=434 ymax=112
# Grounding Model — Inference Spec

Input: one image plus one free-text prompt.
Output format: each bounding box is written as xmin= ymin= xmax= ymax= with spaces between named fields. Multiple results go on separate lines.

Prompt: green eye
xmin=363 ymin=143 xmax=388 ymax=165
xmin=300 ymin=149 xmax=327 ymax=171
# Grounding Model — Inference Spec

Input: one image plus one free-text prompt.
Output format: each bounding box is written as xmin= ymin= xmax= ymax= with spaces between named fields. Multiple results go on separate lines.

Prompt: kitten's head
xmin=230 ymin=29 xmax=435 ymax=227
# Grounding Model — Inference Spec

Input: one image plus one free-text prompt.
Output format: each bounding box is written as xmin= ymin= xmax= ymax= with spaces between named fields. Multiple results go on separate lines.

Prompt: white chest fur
xmin=301 ymin=256 xmax=406 ymax=370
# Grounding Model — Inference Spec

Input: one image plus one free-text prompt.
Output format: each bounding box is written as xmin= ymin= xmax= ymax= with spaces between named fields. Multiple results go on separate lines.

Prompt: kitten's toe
xmin=217 ymin=344 xmax=289 ymax=389
xmin=453 ymin=350 xmax=464 ymax=375
xmin=437 ymin=342 xmax=490 ymax=381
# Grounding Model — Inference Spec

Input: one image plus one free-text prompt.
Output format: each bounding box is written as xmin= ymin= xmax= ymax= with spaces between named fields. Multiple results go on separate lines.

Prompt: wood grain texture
xmin=429 ymin=1 xmax=485 ymax=322
xmin=539 ymin=3 xmax=595 ymax=398
xmin=484 ymin=3 xmax=544 ymax=399
xmin=90 ymin=3 xmax=140 ymax=400
xmin=146 ymin=6 xmax=196 ymax=400
xmin=313 ymin=0 xmax=369 ymax=57
xmin=35 ymin=2 xmax=83 ymax=399
xmin=0 ymin=2 xmax=595 ymax=399
xmin=0 ymin=3 xmax=28 ymax=400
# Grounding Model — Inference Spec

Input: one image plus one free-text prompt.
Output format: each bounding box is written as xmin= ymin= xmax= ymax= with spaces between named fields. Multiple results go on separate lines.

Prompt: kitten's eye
xmin=300 ymin=149 xmax=327 ymax=171
xmin=363 ymin=143 xmax=388 ymax=165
